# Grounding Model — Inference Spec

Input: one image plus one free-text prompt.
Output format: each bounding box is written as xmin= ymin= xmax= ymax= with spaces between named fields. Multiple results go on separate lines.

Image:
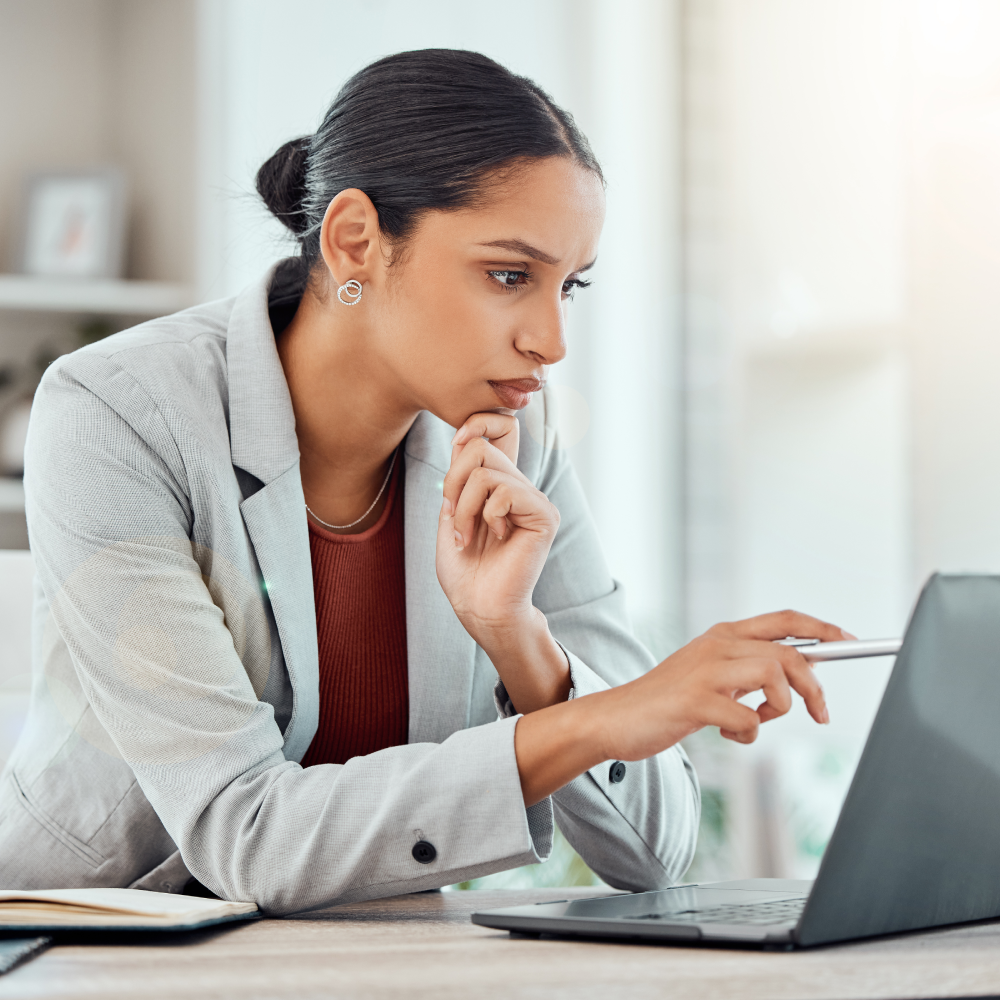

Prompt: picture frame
xmin=18 ymin=169 xmax=127 ymax=280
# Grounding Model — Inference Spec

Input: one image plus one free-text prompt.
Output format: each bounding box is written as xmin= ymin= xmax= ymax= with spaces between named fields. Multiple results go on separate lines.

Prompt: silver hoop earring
xmin=337 ymin=279 xmax=363 ymax=306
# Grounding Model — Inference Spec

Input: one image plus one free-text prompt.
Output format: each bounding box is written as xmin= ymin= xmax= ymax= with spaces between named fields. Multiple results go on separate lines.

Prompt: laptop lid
xmin=797 ymin=573 xmax=1000 ymax=946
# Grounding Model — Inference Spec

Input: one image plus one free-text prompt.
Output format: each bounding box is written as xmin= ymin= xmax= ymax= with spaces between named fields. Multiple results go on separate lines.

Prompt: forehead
xmin=417 ymin=157 xmax=606 ymax=265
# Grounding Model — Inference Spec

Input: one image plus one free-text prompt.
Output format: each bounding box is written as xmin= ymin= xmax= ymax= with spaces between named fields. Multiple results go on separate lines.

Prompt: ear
xmin=318 ymin=188 xmax=382 ymax=287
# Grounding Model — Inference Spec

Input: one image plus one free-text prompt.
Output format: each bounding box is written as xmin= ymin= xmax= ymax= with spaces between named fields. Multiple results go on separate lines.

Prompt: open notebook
xmin=0 ymin=888 xmax=259 ymax=931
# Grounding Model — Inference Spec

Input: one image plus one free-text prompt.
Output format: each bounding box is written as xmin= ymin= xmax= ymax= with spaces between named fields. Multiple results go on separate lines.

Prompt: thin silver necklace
xmin=304 ymin=447 xmax=399 ymax=531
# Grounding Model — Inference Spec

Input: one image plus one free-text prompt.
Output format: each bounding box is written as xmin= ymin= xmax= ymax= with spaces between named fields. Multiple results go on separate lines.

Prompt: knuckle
xmin=777 ymin=646 xmax=798 ymax=668
xmin=700 ymin=638 xmax=721 ymax=661
xmin=467 ymin=437 xmax=488 ymax=459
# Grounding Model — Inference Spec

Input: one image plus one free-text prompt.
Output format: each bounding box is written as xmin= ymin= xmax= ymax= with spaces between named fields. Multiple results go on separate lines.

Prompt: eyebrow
xmin=477 ymin=239 xmax=596 ymax=273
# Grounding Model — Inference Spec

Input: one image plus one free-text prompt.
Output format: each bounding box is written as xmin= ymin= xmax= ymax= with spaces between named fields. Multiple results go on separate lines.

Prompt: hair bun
xmin=256 ymin=136 xmax=311 ymax=235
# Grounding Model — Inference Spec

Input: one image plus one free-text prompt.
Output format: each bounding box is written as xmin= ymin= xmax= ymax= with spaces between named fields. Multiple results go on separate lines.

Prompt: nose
xmin=515 ymin=295 xmax=568 ymax=366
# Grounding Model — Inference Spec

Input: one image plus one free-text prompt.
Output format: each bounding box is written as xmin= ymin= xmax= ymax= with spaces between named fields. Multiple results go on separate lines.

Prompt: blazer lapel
xmin=226 ymin=264 xmax=318 ymax=760
xmin=404 ymin=412 xmax=477 ymax=744
xmin=239 ymin=465 xmax=318 ymax=762
xmin=227 ymin=265 xmax=300 ymax=485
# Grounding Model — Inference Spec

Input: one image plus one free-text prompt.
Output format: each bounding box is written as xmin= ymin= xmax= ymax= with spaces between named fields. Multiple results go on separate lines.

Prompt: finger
xmin=718 ymin=657 xmax=792 ymax=722
xmin=451 ymin=412 xmax=520 ymax=464
xmin=720 ymin=639 xmax=829 ymax=724
xmin=705 ymin=695 xmax=761 ymax=744
xmin=718 ymin=610 xmax=854 ymax=644
xmin=453 ymin=468 xmax=556 ymax=547
xmin=451 ymin=468 xmax=533 ymax=547
xmin=720 ymin=727 xmax=758 ymax=744
xmin=766 ymin=642 xmax=828 ymax=724
xmin=437 ymin=489 xmax=463 ymax=554
xmin=779 ymin=652 xmax=828 ymax=724
xmin=443 ymin=436 xmax=523 ymax=510
xmin=481 ymin=483 xmax=514 ymax=541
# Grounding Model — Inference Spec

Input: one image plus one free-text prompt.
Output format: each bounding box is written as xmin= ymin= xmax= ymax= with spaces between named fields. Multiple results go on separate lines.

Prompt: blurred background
xmin=1 ymin=0 xmax=999 ymax=887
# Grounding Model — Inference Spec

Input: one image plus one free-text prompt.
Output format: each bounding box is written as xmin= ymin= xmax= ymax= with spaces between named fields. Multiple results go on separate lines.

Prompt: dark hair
xmin=256 ymin=49 xmax=602 ymax=270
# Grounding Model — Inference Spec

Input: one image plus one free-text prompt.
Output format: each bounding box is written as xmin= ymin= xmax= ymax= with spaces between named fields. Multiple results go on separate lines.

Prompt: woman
xmin=0 ymin=50 xmax=846 ymax=912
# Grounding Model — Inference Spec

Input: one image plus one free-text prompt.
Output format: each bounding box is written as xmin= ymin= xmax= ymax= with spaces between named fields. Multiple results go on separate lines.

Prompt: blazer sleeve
xmin=511 ymin=397 xmax=701 ymax=891
xmin=24 ymin=354 xmax=552 ymax=914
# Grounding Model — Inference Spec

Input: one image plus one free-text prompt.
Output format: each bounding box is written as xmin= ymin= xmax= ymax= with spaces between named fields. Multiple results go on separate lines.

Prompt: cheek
xmin=392 ymin=275 xmax=508 ymax=377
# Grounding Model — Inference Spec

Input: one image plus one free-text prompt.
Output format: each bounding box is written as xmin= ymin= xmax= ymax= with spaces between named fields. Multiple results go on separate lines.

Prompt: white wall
xmin=684 ymin=0 xmax=910 ymax=643
xmin=683 ymin=0 xmax=1000 ymax=880
xmin=197 ymin=0 xmax=685 ymax=655
xmin=681 ymin=0 xmax=912 ymax=878
xmin=908 ymin=0 xmax=1000 ymax=581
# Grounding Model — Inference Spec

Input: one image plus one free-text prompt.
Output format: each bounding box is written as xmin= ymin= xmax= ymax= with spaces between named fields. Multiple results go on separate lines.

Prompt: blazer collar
xmin=227 ymin=261 xmax=300 ymax=484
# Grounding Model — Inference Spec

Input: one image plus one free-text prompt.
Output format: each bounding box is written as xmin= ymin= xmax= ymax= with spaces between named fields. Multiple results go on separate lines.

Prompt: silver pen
xmin=776 ymin=637 xmax=902 ymax=661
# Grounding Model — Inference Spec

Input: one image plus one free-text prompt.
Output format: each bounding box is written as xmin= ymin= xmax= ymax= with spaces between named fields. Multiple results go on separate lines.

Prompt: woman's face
xmin=366 ymin=156 xmax=606 ymax=429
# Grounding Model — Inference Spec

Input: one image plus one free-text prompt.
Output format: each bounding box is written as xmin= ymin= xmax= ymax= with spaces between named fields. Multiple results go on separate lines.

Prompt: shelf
xmin=0 ymin=275 xmax=194 ymax=316
xmin=0 ymin=479 xmax=24 ymax=514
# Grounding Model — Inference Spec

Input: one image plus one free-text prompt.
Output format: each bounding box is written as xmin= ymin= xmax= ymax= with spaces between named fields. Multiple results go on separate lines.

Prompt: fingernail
xmin=450 ymin=430 xmax=462 ymax=445
xmin=821 ymin=707 xmax=830 ymax=724
xmin=841 ymin=629 xmax=858 ymax=640
xmin=453 ymin=530 xmax=464 ymax=550
xmin=441 ymin=497 xmax=453 ymax=517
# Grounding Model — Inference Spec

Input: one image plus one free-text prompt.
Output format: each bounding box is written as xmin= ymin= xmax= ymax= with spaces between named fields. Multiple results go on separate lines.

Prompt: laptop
xmin=472 ymin=573 xmax=1000 ymax=948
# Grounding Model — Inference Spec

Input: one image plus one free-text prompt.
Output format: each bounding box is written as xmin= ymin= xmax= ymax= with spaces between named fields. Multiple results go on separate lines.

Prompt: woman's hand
xmin=598 ymin=611 xmax=848 ymax=759
xmin=436 ymin=412 xmax=570 ymax=713
xmin=515 ymin=610 xmax=853 ymax=805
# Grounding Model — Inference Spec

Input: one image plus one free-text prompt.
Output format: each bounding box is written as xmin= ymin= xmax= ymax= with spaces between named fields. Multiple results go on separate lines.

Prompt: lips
xmin=488 ymin=377 xmax=545 ymax=410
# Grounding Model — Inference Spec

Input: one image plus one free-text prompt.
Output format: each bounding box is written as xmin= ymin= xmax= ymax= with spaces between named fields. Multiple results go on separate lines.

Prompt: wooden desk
xmin=2 ymin=887 xmax=999 ymax=999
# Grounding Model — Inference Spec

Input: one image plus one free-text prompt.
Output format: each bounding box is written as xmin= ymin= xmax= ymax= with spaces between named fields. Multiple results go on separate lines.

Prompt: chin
xmin=426 ymin=392 xmax=506 ymax=431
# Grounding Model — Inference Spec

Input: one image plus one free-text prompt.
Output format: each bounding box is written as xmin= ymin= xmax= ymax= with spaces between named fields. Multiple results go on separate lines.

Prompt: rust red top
xmin=299 ymin=461 xmax=409 ymax=767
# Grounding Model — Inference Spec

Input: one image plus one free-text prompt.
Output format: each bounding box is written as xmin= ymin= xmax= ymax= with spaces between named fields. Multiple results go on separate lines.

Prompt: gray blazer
xmin=0 ymin=263 xmax=699 ymax=914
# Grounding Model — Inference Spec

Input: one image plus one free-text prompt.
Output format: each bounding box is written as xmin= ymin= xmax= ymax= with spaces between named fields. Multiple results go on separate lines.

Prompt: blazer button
xmin=412 ymin=840 xmax=437 ymax=864
xmin=609 ymin=761 xmax=627 ymax=784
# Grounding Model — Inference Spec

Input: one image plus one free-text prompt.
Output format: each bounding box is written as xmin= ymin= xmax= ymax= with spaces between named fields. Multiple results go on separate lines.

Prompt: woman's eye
xmin=562 ymin=278 xmax=593 ymax=300
xmin=488 ymin=270 xmax=528 ymax=290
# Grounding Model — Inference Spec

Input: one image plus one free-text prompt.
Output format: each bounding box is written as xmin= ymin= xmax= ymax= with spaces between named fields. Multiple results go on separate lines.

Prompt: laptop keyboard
xmin=638 ymin=898 xmax=806 ymax=926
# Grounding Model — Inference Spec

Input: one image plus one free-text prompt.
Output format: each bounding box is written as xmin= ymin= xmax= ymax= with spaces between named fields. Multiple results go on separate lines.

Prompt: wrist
xmin=476 ymin=608 xmax=571 ymax=714
xmin=514 ymin=691 xmax=612 ymax=806
xmin=471 ymin=604 xmax=545 ymax=656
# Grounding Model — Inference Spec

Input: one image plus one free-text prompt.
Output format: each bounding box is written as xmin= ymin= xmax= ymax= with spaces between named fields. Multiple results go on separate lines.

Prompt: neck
xmin=278 ymin=287 xmax=418 ymax=533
